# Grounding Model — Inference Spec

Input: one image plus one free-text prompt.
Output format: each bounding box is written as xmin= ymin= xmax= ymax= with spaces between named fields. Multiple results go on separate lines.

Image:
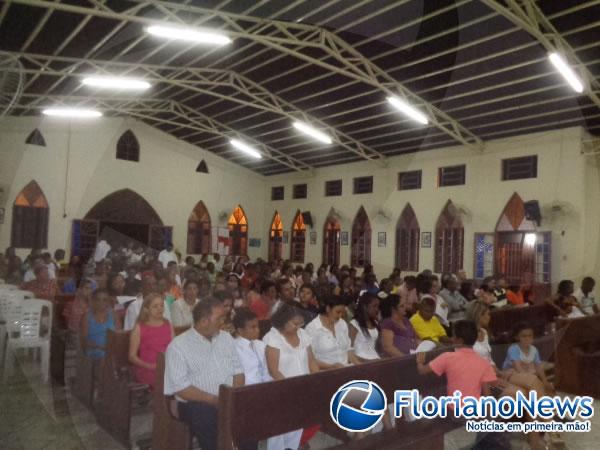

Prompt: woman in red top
xmin=128 ymin=293 xmax=174 ymax=387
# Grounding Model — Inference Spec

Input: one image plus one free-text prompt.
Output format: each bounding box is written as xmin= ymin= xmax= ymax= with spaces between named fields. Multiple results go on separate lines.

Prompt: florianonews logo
xmin=330 ymin=380 xmax=387 ymax=432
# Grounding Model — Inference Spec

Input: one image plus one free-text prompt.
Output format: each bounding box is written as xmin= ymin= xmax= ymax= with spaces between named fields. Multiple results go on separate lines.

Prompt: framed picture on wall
xmin=310 ymin=231 xmax=317 ymax=245
xmin=0 ymin=207 xmax=4 ymax=224
xmin=249 ymin=238 xmax=261 ymax=248
xmin=340 ymin=231 xmax=349 ymax=246
xmin=378 ymin=232 xmax=386 ymax=247
xmin=421 ymin=232 xmax=432 ymax=248
xmin=282 ymin=231 xmax=289 ymax=244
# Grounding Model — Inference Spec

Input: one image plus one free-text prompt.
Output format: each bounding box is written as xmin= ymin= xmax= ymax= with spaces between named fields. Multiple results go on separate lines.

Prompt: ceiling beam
xmin=10 ymin=0 xmax=483 ymax=151
xmin=11 ymin=93 xmax=312 ymax=174
xmin=480 ymin=0 xmax=600 ymax=110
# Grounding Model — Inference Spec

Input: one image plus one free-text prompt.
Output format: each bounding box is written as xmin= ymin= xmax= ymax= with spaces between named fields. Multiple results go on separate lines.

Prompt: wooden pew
xmin=489 ymin=303 xmax=555 ymax=343
xmin=151 ymin=353 xmax=192 ymax=450
xmin=95 ymin=330 xmax=150 ymax=447
xmin=217 ymin=348 xmax=455 ymax=450
xmin=554 ymin=315 xmax=600 ymax=397
xmin=72 ymin=347 xmax=99 ymax=409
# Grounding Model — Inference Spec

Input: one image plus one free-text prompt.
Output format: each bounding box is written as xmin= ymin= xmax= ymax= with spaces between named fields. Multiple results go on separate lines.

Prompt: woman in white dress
xmin=264 ymin=303 xmax=319 ymax=450
xmin=306 ymin=295 xmax=359 ymax=368
xmin=349 ymin=292 xmax=381 ymax=362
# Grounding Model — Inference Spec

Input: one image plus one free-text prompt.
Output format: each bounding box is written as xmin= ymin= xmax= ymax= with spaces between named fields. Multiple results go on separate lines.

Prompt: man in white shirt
xmin=123 ymin=276 xmax=171 ymax=330
xmin=165 ymin=297 xmax=244 ymax=450
xmin=93 ymin=239 xmax=111 ymax=263
xmin=158 ymin=242 xmax=178 ymax=268
xmin=574 ymin=277 xmax=598 ymax=315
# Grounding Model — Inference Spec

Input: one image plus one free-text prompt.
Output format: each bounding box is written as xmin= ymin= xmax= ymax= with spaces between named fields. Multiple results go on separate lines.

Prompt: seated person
xmin=417 ymin=320 xmax=497 ymax=400
xmin=249 ymin=280 xmax=277 ymax=320
xmin=124 ymin=276 xmax=171 ymax=331
xmin=164 ymin=297 xmax=244 ymax=450
xmin=349 ymin=292 xmax=382 ymax=361
xmin=20 ymin=264 xmax=57 ymax=301
xmin=123 ymin=265 xmax=142 ymax=296
xmin=507 ymin=273 xmax=536 ymax=306
xmin=306 ymin=296 xmax=357 ymax=369
xmin=380 ymin=294 xmax=419 ymax=357
xmin=170 ymin=279 xmax=199 ymax=328
xmin=439 ymin=274 xmax=468 ymax=320
xmin=295 ymin=284 xmax=319 ymax=325
xmin=476 ymin=278 xmax=497 ymax=305
xmin=80 ymin=289 xmax=115 ymax=359
xmin=128 ymin=293 xmax=174 ymax=388
xmin=409 ymin=297 xmax=452 ymax=344
xmin=502 ymin=322 xmax=554 ymax=397
xmin=492 ymin=275 xmax=508 ymax=303
xmin=233 ymin=308 xmax=270 ymax=385
xmin=215 ymin=290 xmax=235 ymax=333
xmin=546 ymin=279 xmax=585 ymax=317
xmin=574 ymin=276 xmax=598 ymax=315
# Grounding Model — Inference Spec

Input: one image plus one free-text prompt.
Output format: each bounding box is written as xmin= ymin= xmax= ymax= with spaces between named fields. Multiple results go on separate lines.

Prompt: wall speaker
xmin=301 ymin=211 xmax=313 ymax=227
xmin=524 ymin=200 xmax=541 ymax=226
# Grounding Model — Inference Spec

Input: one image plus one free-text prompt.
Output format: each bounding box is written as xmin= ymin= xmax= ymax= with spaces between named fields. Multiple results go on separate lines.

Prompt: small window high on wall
xmin=11 ymin=180 xmax=49 ymax=248
xmin=502 ymin=155 xmax=537 ymax=180
xmin=116 ymin=130 xmax=140 ymax=162
xmin=290 ymin=210 xmax=306 ymax=263
xmin=228 ymin=205 xmax=248 ymax=256
xmin=438 ymin=165 xmax=465 ymax=187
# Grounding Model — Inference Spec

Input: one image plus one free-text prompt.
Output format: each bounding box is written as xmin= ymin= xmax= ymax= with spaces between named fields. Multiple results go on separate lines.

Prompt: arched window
xmin=116 ymin=129 xmax=140 ymax=162
xmin=323 ymin=216 xmax=341 ymax=266
xmin=396 ymin=204 xmax=420 ymax=271
xmin=228 ymin=205 xmax=248 ymax=256
xmin=290 ymin=210 xmax=306 ymax=263
xmin=351 ymin=206 xmax=371 ymax=267
xmin=11 ymin=180 xmax=49 ymax=248
xmin=187 ymin=201 xmax=211 ymax=255
xmin=268 ymin=212 xmax=283 ymax=261
xmin=434 ymin=200 xmax=464 ymax=274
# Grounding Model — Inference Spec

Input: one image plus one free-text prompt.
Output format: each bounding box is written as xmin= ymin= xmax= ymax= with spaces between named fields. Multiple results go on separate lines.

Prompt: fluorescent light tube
xmin=292 ymin=121 xmax=332 ymax=144
xmin=42 ymin=108 xmax=102 ymax=118
xmin=548 ymin=52 xmax=584 ymax=93
xmin=387 ymin=96 xmax=429 ymax=125
xmin=230 ymin=139 xmax=262 ymax=159
xmin=82 ymin=76 xmax=151 ymax=90
xmin=146 ymin=25 xmax=231 ymax=45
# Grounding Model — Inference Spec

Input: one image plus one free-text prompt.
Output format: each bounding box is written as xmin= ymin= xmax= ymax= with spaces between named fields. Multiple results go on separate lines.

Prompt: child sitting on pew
xmin=502 ymin=322 xmax=554 ymax=396
xmin=233 ymin=307 xmax=270 ymax=386
xmin=129 ymin=292 xmax=174 ymax=388
xmin=80 ymin=289 xmax=115 ymax=360
xmin=409 ymin=297 xmax=452 ymax=345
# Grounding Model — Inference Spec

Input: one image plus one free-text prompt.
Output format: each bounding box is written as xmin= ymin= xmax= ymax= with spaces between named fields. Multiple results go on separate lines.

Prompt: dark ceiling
xmin=1 ymin=0 xmax=598 ymax=175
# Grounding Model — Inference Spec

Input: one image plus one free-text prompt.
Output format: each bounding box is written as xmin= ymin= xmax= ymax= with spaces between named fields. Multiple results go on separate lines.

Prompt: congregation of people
xmin=1 ymin=238 xmax=598 ymax=450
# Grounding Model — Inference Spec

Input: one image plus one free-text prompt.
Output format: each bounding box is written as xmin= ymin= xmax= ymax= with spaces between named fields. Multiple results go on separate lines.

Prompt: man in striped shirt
xmin=165 ymin=297 xmax=244 ymax=450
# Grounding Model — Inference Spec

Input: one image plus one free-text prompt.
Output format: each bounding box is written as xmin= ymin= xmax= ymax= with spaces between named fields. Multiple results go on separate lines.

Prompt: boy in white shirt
xmin=233 ymin=308 xmax=270 ymax=450
xmin=574 ymin=277 xmax=598 ymax=315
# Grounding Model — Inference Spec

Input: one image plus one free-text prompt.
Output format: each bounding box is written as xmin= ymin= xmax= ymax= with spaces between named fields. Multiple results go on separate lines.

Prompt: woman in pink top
xmin=128 ymin=292 xmax=174 ymax=387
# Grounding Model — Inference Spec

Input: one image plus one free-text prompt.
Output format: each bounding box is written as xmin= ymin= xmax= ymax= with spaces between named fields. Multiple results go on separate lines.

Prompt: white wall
xmin=1 ymin=118 xmax=596 ymax=287
xmin=265 ymin=127 xmax=591 ymax=284
xmin=0 ymin=116 xmax=267 ymax=260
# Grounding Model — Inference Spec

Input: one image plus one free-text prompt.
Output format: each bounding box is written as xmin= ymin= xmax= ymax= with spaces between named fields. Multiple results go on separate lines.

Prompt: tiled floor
xmin=1 ymin=353 xmax=598 ymax=449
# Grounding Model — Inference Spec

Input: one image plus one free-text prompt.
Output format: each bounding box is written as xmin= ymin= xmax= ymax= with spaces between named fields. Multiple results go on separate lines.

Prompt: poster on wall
xmin=0 ymin=207 xmax=4 ymax=224
xmin=249 ymin=238 xmax=261 ymax=247
xmin=340 ymin=231 xmax=348 ymax=246
xmin=378 ymin=232 xmax=386 ymax=247
xmin=310 ymin=231 xmax=317 ymax=245
xmin=213 ymin=227 xmax=230 ymax=255
xmin=421 ymin=232 xmax=432 ymax=248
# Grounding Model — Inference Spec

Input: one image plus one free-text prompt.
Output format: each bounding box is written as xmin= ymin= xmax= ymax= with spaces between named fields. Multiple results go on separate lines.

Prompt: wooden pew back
xmin=152 ymin=353 xmax=191 ymax=450
xmin=489 ymin=304 xmax=554 ymax=342
xmin=218 ymin=349 xmax=450 ymax=449
xmin=555 ymin=315 xmax=600 ymax=396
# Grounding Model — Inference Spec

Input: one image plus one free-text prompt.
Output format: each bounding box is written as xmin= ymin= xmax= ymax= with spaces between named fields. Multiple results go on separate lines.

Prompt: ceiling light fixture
xmin=230 ymin=139 xmax=262 ymax=159
xmin=292 ymin=121 xmax=332 ymax=144
xmin=42 ymin=108 xmax=102 ymax=118
xmin=146 ymin=25 xmax=232 ymax=45
xmin=82 ymin=76 xmax=151 ymax=90
xmin=387 ymin=96 xmax=429 ymax=125
xmin=548 ymin=52 xmax=584 ymax=93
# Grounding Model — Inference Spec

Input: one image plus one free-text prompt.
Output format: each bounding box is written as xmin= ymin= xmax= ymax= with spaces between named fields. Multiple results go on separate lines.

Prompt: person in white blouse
xmin=234 ymin=308 xmax=270 ymax=385
xmin=170 ymin=279 xmax=199 ymax=328
xmin=305 ymin=296 xmax=359 ymax=368
xmin=349 ymin=292 xmax=381 ymax=362
xmin=264 ymin=303 xmax=319 ymax=450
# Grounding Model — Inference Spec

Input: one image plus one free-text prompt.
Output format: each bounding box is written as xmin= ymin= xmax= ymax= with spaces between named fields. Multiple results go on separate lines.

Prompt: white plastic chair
xmin=0 ymin=293 xmax=25 ymax=367
xmin=0 ymin=284 xmax=18 ymax=291
xmin=3 ymin=299 xmax=52 ymax=383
